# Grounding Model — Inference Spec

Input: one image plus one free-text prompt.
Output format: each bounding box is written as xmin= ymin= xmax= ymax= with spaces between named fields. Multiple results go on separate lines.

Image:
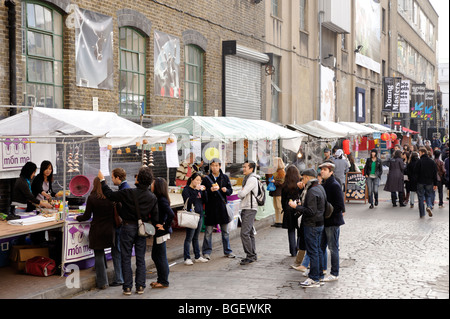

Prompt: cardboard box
xmin=9 ymin=245 xmax=49 ymax=271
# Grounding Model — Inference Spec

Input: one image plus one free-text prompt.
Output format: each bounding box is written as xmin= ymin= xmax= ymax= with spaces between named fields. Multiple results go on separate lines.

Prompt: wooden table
xmin=0 ymin=220 xmax=64 ymax=240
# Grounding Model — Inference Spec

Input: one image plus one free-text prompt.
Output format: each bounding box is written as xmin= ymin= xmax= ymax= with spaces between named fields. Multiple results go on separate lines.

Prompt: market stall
xmin=153 ymin=116 xmax=307 ymax=221
xmin=0 ymin=107 xmax=175 ymax=273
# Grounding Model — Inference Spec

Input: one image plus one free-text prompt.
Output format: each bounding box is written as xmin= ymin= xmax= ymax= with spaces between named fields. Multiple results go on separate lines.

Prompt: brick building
xmin=0 ymin=0 xmax=267 ymax=211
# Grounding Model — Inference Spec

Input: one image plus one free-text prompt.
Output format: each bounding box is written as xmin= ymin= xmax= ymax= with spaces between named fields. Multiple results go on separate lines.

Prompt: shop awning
xmin=286 ymin=123 xmax=342 ymax=139
xmin=304 ymin=120 xmax=360 ymax=138
xmin=153 ymin=116 xmax=306 ymax=142
xmin=402 ymin=127 xmax=419 ymax=134
xmin=338 ymin=122 xmax=379 ymax=135
xmin=0 ymin=107 xmax=172 ymax=148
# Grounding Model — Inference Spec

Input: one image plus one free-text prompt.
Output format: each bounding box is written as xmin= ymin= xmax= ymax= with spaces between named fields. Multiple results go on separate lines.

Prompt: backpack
xmin=251 ymin=176 xmax=266 ymax=207
xmin=317 ymin=185 xmax=334 ymax=219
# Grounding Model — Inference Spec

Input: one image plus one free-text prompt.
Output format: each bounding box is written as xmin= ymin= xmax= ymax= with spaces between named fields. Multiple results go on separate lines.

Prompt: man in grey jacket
xmin=238 ymin=161 xmax=259 ymax=265
xmin=289 ymin=168 xmax=326 ymax=288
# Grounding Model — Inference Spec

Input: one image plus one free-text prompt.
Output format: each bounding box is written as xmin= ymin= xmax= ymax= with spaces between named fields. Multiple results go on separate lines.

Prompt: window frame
xmin=184 ymin=45 xmax=204 ymax=116
xmin=118 ymin=27 xmax=147 ymax=117
xmin=22 ymin=1 xmax=63 ymax=109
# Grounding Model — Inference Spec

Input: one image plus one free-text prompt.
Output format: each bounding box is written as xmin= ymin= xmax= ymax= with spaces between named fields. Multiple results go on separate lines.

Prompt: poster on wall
xmin=154 ymin=30 xmax=181 ymax=98
xmin=399 ymin=80 xmax=410 ymax=113
xmin=410 ymin=84 xmax=426 ymax=120
xmin=355 ymin=0 xmax=381 ymax=73
xmin=423 ymin=90 xmax=435 ymax=121
xmin=320 ymin=65 xmax=335 ymax=122
xmin=67 ymin=5 xmax=114 ymax=90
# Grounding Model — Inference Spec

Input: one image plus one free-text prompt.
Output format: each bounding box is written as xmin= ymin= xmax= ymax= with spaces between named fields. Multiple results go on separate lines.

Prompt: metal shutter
xmin=224 ymin=46 xmax=268 ymax=120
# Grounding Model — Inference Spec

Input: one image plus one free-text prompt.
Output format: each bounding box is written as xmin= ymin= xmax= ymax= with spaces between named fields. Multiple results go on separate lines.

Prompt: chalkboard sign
xmin=345 ymin=172 xmax=367 ymax=202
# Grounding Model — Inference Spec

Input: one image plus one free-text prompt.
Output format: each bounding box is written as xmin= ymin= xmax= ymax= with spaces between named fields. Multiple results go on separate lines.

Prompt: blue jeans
xmin=120 ymin=223 xmax=147 ymax=290
xmin=152 ymin=236 xmax=169 ymax=286
xmin=303 ymin=225 xmax=324 ymax=282
xmin=320 ymin=226 xmax=340 ymax=277
xmin=111 ymin=226 xmax=123 ymax=284
xmin=183 ymin=215 xmax=203 ymax=260
xmin=287 ymin=228 xmax=300 ymax=257
xmin=417 ymin=183 xmax=434 ymax=217
xmin=202 ymin=224 xmax=232 ymax=256
xmin=366 ymin=177 xmax=380 ymax=204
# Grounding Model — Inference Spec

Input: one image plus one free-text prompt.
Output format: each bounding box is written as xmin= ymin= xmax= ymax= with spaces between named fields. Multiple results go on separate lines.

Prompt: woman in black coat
xmin=407 ymin=152 xmax=419 ymax=208
xmin=77 ymin=177 xmax=115 ymax=289
xmin=281 ymin=166 xmax=303 ymax=257
xmin=384 ymin=150 xmax=406 ymax=207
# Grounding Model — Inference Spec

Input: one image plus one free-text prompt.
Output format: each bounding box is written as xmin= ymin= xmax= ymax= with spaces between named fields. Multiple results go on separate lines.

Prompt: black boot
xmin=6 ymin=206 xmax=20 ymax=220
xmin=374 ymin=194 xmax=378 ymax=206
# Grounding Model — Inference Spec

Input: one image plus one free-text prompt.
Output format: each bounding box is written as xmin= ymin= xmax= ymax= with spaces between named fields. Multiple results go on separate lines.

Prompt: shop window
xmin=119 ymin=27 xmax=146 ymax=116
xmin=22 ymin=1 xmax=63 ymax=109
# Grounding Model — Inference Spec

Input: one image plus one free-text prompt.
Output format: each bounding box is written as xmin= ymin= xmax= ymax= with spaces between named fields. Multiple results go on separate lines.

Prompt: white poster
xmin=399 ymin=80 xmax=410 ymax=113
xmin=154 ymin=30 xmax=180 ymax=98
xmin=99 ymin=147 xmax=110 ymax=176
xmin=165 ymin=141 xmax=180 ymax=168
xmin=320 ymin=65 xmax=335 ymax=121
xmin=67 ymin=5 xmax=114 ymax=90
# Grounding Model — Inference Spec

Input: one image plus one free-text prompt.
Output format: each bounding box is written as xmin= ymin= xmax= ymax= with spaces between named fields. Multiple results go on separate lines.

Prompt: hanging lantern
xmin=107 ymin=145 xmax=112 ymax=150
xmin=117 ymin=149 xmax=122 ymax=155
xmin=390 ymin=133 xmax=397 ymax=141
xmin=342 ymin=139 xmax=351 ymax=155
xmin=125 ymin=147 xmax=131 ymax=153
xmin=381 ymin=133 xmax=390 ymax=141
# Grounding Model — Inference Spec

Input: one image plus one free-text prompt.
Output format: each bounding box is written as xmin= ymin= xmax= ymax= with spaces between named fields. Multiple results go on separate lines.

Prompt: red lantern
xmin=381 ymin=133 xmax=390 ymax=141
xmin=390 ymin=133 xmax=397 ymax=141
xmin=342 ymin=139 xmax=350 ymax=155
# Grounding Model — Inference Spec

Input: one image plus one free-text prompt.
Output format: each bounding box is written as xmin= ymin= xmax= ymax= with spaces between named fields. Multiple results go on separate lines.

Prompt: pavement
xmin=0 ymin=191 xmax=448 ymax=301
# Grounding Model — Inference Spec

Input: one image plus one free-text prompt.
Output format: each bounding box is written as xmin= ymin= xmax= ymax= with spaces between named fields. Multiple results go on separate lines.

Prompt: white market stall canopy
xmin=305 ymin=120 xmax=360 ymax=138
xmin=338 ymin=122 xmax=380 ymax=135
xmin=286 ymin=123 xmax=343 ymax=139
xmin=153 ymin=116 xmax=307 ymax=142
xmin=362 ymin=123 xmax=391 ymax=132
xmin=0 ymin=108 xmax=172 ymax=148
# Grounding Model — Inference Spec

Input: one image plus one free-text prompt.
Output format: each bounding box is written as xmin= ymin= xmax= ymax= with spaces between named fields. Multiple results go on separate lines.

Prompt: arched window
xmin=184 ymin=45 xmax=204 ymax=116
xmin=119 ymin=27 xmax=146 ymax=116
xmin=22 ymin=1 xmax=63 ymax=108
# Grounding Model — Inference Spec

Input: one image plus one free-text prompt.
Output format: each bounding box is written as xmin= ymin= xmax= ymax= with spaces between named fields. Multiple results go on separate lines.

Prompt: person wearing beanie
xmin=364 ymin=149 xmax=383 ymax=209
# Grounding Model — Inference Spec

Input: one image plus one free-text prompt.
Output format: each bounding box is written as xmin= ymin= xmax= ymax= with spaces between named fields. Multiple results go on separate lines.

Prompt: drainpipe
xmin=5 ymin=0 xmax=17 ymax=116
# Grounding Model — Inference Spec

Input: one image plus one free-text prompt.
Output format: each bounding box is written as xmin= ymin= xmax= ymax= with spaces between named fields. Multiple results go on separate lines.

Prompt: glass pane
xmin=126 ymin=29 xmax=132 ymax=49
xmin=119 ymin=71 xmax=127 ymax=92
xmin=46 ymin=85 xmax=54 ymax=107
xmin=26 ymin=84 xmax=36 ymax=106
xmin=132 ymin=31 xmax=139 ymax=51
xmin=44 ymin=61 xmax=53 ymax=83
xmin=44 ymin=8 xmax=52 ymax=31
xmin=53 ymin=12 xmax=62 ymax=35
xmin=139 ymin=75 xmax=145 ymax=94
xmin=36 ymin=84 xmax=46 ymax=107
xmin=54 ymin=36 xmax=62 ymax=60
xmin=27 ymin=59 xmax=37 ymax=82
xmin=27 ymin=4 xmax=36 ymax=28
xmin=44 ymin=34 xmax=53 ymax=57
xmin=119 ymin=28 xmax=126 ymax=48
xmin=126 ymin=52 xmax=132 ymax=71
xmin=139 ymin=54 xmax=145 ymax=73
xmin=139 ymin=36 xmax=145 ymax=53
xmin=35 ymin=5 xmax=45 ymax=29
xmin=55 ymin=86 xmax=63 ymax=108
xmin=54 ymin=61 xmax=62 ymax=86
xmin=132 ymin=53 xmax=138 ymax=72
xmin=120 ymin=51 xmax=126 ymax=69
xmin=132 ymin=74 xmax=139 ymax=94
xmin=127 ymin=73 xmax=133 ymax=93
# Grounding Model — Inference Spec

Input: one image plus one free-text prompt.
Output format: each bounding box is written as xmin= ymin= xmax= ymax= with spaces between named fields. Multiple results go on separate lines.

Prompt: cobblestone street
xmin=73 ymin=197 xmax=449 ymax=301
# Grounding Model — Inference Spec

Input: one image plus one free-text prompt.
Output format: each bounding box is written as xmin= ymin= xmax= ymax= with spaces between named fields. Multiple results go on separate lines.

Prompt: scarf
xmin=300 ymin=178 xmax=318 ymax=205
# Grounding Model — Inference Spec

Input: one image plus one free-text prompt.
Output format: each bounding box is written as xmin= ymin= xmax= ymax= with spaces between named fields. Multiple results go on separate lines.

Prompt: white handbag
xmin=177 ymin=199 xmax=200 ymax=229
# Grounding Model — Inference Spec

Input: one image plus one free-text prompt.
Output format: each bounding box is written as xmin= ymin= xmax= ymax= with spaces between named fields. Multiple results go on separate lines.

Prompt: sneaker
xmin=300 ymin=278 xmax=321 ymax=288
xmin=426 ymin=207 xmax=433 ymax=217
xmin=322 ymin=274 xmax=339 ymax=282
xmin=184 ymin=259 xmax=194 ymax=265
xmin=195 ymin=256 xmax=209 ymax=263
xmin=410 ymin=204 xmax=414 ymax=208
xmin=291 ymin=265 xmax=308 ymax=272
xmin=136 ymin=286 xmax=144 ymax=294
xmin=369 ymin=204 xmax=374 ymax=209
xmin=123 ymin=288 xmax=132 ymax=296
xmin=203 ymin=254 xmax=211 ymax=260
xmin=225 ymin=253 xmax=236 ymax=258
xmin=439 ymin=205 xmax=444 ymax=209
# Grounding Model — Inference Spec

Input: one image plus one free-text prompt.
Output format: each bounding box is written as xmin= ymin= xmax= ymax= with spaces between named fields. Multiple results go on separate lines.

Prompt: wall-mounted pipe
xmin=5 ymin=0 xmax=17 ymax=116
